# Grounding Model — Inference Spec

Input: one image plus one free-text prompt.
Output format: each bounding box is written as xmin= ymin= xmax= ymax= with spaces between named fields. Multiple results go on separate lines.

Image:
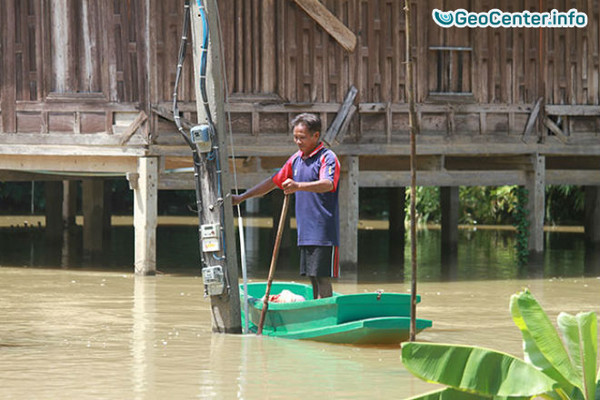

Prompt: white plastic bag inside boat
xmin=264 ymin=289 xmax=305 ymax=303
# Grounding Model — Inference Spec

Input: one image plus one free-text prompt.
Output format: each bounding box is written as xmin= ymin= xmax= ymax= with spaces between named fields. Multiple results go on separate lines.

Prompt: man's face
xmin=293 ymin=123 xmax=320 ymax=156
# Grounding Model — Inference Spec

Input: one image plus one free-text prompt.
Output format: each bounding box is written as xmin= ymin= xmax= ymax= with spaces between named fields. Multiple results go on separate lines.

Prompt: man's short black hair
xmin=291 ymin=113 xmax=321 ymax=135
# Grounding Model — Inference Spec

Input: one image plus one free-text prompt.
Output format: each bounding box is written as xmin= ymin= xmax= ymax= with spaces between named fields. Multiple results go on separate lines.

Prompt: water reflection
xmin=132 ymin=276 xmax=156 ymax=399
xmin=1 ymin=221 xmax=600 ymax=283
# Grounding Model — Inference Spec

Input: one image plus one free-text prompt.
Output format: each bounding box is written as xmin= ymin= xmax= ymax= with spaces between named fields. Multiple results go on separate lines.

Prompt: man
xmin=232 ymin=113 xmax=340 ymax=299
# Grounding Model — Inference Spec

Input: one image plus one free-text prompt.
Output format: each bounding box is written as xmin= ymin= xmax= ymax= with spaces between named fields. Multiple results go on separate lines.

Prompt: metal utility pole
xmin=405 ymin=0 xmax=419 ymax=342
xmin=189 ymin=0 xmax=241 ymax=333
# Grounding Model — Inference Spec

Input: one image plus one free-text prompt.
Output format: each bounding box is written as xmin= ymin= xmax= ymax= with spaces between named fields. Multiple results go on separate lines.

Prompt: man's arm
xmin=281 ymin=178 xmax=333 ymax=195
xmin=232 ymin=177 xmax=277 ymax=205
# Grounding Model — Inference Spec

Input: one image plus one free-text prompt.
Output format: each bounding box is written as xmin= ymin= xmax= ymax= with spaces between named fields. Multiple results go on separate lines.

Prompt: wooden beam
xmin=526 ymin=154 xmax=545 ymax=252
xmin=1 ymin=0 xmax=16 ymax=132
xmin=0 ymin=154 xmax=138 ymax=173
xmin=167 ymin=100 xmax=536 ymax=115
xmin=543 ymin=117 xmax=569 ymax=144
xmin=522 ymin=97 xmax=543 ymax=137
xmin=119 ymin=111 xmax=148 ymax=145
xmin=0 ymin=143 xmax=148 ymax=157
xmin=292 ymin=0 xmax=357 ymax=52
xmin=323 ymin=85 xmax=358 ymax=146
xmin=160 ymin=169 xmax=600 ymax=190
xmin=357 ymin=170 xmax=528 ymax=187
xmin=152 ymin=105 xmax=194 ymax=129
xmin=338 ymin=156 xmax=359 ymax=273
xmin=546 ymin=170 xmax=600 ymax=185
xmin=546 ymin=105 xmax=600 ymax=116
xmin=133 ymin=157 xmax=158 ymax=275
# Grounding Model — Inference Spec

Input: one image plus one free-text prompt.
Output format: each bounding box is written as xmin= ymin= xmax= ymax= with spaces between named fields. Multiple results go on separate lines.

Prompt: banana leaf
xmin=557 ymin=311 xmax=598 ymax=400
xmin=401 ymin=342 xmax=557 ymax=397
xmin=405 ymin=387 xmax=493 ymax=399
xmin=510 ymin=290 xmax=579 ymax=392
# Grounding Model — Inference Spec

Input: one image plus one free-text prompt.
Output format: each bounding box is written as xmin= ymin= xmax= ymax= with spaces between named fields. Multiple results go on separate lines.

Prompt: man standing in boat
xmin=232 ymin=113 xmax=340 ymax=299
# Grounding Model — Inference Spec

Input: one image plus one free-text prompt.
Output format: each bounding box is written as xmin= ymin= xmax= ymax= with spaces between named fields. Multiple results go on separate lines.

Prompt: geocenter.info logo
xmin=432 ymin=8 xmax=588 ymax=28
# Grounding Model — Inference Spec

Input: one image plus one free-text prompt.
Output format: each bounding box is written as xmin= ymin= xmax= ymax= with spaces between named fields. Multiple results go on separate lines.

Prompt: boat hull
xmin=240 ymin=282 xmax=432 ymax=344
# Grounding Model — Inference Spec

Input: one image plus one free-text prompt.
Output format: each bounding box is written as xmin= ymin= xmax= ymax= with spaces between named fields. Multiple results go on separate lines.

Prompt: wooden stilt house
xmin=1 ymin=0 xmax=600 ymax=273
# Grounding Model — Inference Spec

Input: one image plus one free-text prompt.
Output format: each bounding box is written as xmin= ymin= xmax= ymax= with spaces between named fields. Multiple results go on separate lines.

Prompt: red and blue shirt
xmin=272 ymin=143 xmax=340 ymax=247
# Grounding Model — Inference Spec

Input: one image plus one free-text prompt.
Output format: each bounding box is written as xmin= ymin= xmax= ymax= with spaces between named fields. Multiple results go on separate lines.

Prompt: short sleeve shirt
xmin=271 ymin=143 xmax=340 ymax=246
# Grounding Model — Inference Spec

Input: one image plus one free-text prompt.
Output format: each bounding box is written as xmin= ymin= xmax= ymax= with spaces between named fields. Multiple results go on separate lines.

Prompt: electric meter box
xmin=190 ymin=124 xmax=212 ymax=153
xmin=200 ymin=223 xmax=221 ymax=252
xmin=202 ymin=265 xmax=225 ymax=296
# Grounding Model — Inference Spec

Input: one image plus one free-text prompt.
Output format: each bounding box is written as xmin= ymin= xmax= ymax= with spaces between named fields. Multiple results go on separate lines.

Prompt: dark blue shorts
xmin=299 ymin=245 xmax=339 ymax=278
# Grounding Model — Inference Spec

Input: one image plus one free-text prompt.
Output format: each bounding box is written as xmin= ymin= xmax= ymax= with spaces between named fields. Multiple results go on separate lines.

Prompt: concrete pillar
xmin=440 ymin=186 xmax=459 ymax=251
xmin=339 ymin=156 xmax=359 ymax=274
xmin=133 ymin=157 xmax=158 ymax=275
xmin=83 ymin=179 xmax=105 ymax=257
xmin=526 ymin=154 xmax=545 ymax=252
xmin=44 ymin=181 xmax=63 ymax=242
xmin=584 ymin=186 xmax=600 ymax=244
xmin=388 ymin=187 xmax=405 ymax=265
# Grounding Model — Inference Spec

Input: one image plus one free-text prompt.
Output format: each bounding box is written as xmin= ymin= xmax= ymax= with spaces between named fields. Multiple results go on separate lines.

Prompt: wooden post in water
xmin=405 ymin=0 xmax=419 ymax=342
xmin=190 ymin=0 xmax=241 ymax=333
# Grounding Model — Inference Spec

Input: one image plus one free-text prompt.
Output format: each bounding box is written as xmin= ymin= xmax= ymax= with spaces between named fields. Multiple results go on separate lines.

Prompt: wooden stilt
xmin=83 ymin=179 xmax=105 ymax=257
xmin=103 ymin=180 xmax=113 ymax=242
xmin=62 ymin=180 xmax=77 ymax=229
xmin=526 ymin=154 xmax=545 ymax=252
xmin=45 ymin=181 xmax=63 ymax=242
xmin=441 ymin=186 xmax=459 ymax=252
xmin=339 ymin=156 xmax=359 ymax=276
xmin=133 ymin=157 xmax=158 ymax=275
xmin=388 ymin=186 xmax=405 ymax=266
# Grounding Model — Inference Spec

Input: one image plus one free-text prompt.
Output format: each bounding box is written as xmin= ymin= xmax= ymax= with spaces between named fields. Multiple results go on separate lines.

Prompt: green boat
xmin=240 ymin=282 xmax=433 ymax=345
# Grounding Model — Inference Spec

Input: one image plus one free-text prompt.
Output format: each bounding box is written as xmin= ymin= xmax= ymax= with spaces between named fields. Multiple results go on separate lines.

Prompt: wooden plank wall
xmin=1 ymin=0 xmax=148 ymax=135
xmin=1 ymin=0 xmax=599 ymax=143
xmin=215 ymin=0 xmax=600 ymax=141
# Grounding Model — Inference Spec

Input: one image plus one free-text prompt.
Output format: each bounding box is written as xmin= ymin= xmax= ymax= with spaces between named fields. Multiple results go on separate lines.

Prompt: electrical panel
xmin=202 ymin=265 xmax=225 ymax=296
xmin=190 ymin=124 xmax=212 ymax=153
xmin=200 ymin=223 xmax=221 ymax=252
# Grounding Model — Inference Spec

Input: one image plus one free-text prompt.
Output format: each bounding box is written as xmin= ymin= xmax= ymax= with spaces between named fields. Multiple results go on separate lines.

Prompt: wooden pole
xmin=257 ymin=195 xmax=290 ymax=336
xmin=405 ymin=0 xmax=419 ymax=342
xmin=190 ymin=0 xmax=241 ymax=333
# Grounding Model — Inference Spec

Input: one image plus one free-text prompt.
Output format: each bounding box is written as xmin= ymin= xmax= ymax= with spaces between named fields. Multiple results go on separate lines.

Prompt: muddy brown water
xmin=1 ymin=217 xmax=599 ymax=399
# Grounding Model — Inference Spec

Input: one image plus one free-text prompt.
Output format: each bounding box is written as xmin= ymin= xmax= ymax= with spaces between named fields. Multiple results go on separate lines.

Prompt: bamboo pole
xmin=405 ymin=0 xmax=419 ymax=342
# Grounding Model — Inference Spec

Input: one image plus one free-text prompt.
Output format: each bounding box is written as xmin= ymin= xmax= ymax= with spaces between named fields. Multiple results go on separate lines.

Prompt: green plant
xmin=512 ymin=186 xmax=529 ymax=266
xmin=402 ymin=290 xmax=600 ymax=399
xmin=545 ymin=185 xmax=585 ymax=225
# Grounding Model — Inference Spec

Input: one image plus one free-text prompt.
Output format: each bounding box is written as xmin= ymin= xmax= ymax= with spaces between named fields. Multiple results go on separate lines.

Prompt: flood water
xmin=1 ymin=217 xmax=600 ymax=399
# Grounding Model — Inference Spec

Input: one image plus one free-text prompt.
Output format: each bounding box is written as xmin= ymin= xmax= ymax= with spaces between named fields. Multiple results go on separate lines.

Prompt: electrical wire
xmin=173 ymin=0 xmax=208 ymax=272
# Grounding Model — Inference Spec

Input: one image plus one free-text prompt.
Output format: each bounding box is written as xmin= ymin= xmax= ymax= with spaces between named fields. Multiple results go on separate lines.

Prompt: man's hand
xmin=282 ymin=179 xmax=300 ymax=195
xmin=282 ymin=178 xmax=333 ymax=194
xmin=231 ymin=194 xmax=243 ymax=206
